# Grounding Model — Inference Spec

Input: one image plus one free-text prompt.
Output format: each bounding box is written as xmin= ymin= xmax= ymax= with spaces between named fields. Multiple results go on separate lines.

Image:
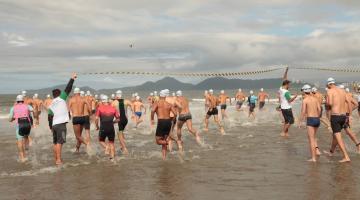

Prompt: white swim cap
xmin=16 ymin=95 xmax=24 ymax=102
xmin=136 ymin=96 xmax=140 ymax=100
xmin=74 ymin=88 xmax=81 ymax=94
xmin=345 ymin=88 xmax=350 ymax=92
xmin=220 ymin=90 xmax=225 ymax=94
xmin=134 ymin=93 xmax=138 ymax=97
xmin=163 ymin=89 xmax=170 ymax=97
xmin=116 ymin=90 xmax=122 ymax=98
xmin=209 ymin=89 xmax=214 ymax=94
xmin=327 ymin=77 xmax=336 ymax=85
xmin=238 ymin=88 xmax=242 ymax=92
xmin=47 ymin=94 xmax=51 ymax=98
xmin=176 ymin=90 xmax=182 ymax=97
xmin=86 ymin=91 xmax=91 ymax=96
xmin=159 ymin=90 xmax=167 ymax=97
xmin=260 ymin=88 xmax=264 ymax=92
xmin=111 ymin=94 xmax=115 ymax=99
xmin=172 ymin=92 xmax=176 ymax=97
xmin=312 ymin=87 xmax=317 ymax=92
xmin=338 ymin=84 xmax=345 ymax=89
xmin=34 ymin=93 xmax=38 ymax=98
xmin=250 ymin=90 xmax=254 ymax=94
xmin=80 ymin=91 xmax=85 ymax=97
xmin=154 ymin=91 xmax=158 ymax=95
xmin=150 ymin=92 xmax=154 ymax=96
xmin=94 ymin=94 xmax=99 ymax=99
xmin=21 ymin=91 xmax=27 ymax=97
xmin=302 ymin=84 xmax=312 ymax=93
xmin=101 ymin=95 xmax=109 ymax=103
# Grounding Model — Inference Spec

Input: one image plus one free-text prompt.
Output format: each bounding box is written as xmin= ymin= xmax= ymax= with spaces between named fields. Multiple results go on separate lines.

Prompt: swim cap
xmin=101 ymin=95 xmax=109 ymax=103
xmin=34 ymin=93 xmax=38 ymax=98
xmin=302 ymin=84 xmax=312 ymax=93
xmin=80 ymin=91 xmax=85 ymax=97
xmin=163 ymin=89 xmax=170 ymax=97
xmin=111 ymin=94 xmax=115 ymax=99
xmin=16 ymin=95 xmax=24 ymax=102
xmin=338 ymin=84 xmax=345 ymax=89
xmin=176 ymin=90 xmax=182 ymax=97
xmin=327 ymin=77 xmax=336 ymax=85
xmin=238 ymin=88 xmax=242 ymax=92
xmin=94 ymin=94 xmax=99 ymax=99
xmin=47 ymin=94 xmax=51 ymax=98
xmin=136 ymin=96 xmax=140 ymax=100
xmin=154 ymin=91 xmax=158 ymax=95
xmin=86 ymin=91 xmax=91 ymax=96
xmin=260 ymin=88 xmax=264 ymax=92
xmin=312 ymin=87 xmax=317 ymax=92
xmin=116 ymin=90 xmax=122 ymax=98
xmin=150 ymin=93 xmax=154 ymax=96
xmin=209 ymin=89 xmax=214 ymax=94
xmin=220 ymin=90 xmax=225 ymax=94
xmin=159 ymin=90 xmax=167 ymax=97
xmin=172 ymin=92 xmax=176 ymax=97
xmin=345 ymin=88 xmax=350 ymax=92
xmin=250 ymin=90 xmax=254 ymax=95
xmin=21 ymin=91 xmax=27 ymax=97
xmin=74 ymin=88 xmax=81 ymax=94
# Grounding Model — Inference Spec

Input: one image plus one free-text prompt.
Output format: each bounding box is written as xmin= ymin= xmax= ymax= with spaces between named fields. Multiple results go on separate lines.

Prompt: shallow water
xmin=1 ymin=100 xmax=360 ymax=200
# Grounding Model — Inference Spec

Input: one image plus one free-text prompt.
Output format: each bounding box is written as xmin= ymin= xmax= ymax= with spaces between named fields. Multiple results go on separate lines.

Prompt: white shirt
xmin=279 ymin=87 xmax=292 ymax=109
xmin=49 ymin=96 xmax=69 ymax=125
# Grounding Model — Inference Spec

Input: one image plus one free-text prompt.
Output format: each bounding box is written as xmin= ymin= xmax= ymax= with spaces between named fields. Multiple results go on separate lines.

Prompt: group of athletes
xmin=8 ymin=68 xmax=360 ymax=164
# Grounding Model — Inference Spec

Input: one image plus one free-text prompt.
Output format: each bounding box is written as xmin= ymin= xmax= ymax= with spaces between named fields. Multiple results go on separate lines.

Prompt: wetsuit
xmin=117 ymin=99 xmax=128 ymax=131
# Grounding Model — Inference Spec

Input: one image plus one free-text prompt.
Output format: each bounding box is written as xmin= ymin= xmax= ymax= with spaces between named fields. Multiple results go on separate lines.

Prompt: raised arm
xmin=283 ymin=66 xmax=289 ymax=81
xmin=64 ymin=73 xmax=77 ymax=96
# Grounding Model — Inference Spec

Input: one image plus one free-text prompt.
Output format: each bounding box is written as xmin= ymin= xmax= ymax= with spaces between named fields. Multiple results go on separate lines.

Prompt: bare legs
xmin=329 ymin=133 xmax=351 ymax=163
xmin=156 ymin=136 xmax=168 ymax=160
xmin=73 ymin=124 xmax=87 ymax=152
xmin=204 ymin=115 xmax=224 ymax=135
xmin=117 ymin=131 xmax=128 ymax=155
xmin=53 ymin=143 xmax=63 ymax=165
xmin=16 ymin=139 xmax=26 ymax=162
xmin=280 ymin=123 xmax=291 ymax=137
xmin=307 ymin=126 xmax=320 ymax=162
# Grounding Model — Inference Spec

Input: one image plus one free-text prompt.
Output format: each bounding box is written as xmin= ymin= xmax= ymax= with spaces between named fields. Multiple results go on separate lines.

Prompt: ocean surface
xmin=1 ymin=92 xmax=360 ymax=200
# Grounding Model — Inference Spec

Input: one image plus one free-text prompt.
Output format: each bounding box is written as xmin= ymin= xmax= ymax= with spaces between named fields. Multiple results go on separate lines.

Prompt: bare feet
xmin=323 ymin=150 xmax=333 ymax=157
xmin=316 ymin=148 xmax=322 ymax=156
xmin=280 ymin=132 xmax=285 ymax=137
xmin=220 ymin=127 xmax=225 ymax=135
xmin=339 ymin=158 xmax=351 ymax=163
xmin=105 ymin=146 xmax=110 ymax=155
xmin=195 ymin=135 xmax=203 ymax=146
xmin=203 ymin=128 xmax=209 ymax=132
xmin=307 ymin=158 xmax=316 ymax=162
xmin=55 ymin=160 xmax=63 ymax=165
xmin=122 ymin=148 xmax=129 ymax=155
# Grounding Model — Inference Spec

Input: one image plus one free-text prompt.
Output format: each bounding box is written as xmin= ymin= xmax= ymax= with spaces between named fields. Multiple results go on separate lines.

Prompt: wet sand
xmin=1 ymin=101 xmax=360 ymax=200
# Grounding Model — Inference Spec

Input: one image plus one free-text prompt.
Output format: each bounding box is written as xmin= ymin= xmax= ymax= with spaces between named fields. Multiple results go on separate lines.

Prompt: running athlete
xmin=112 ymin=90 xmax=132 ymax=154
xmin=311 ymin=87 xmax=331 ymax=132
xmin=235 ymin=89 xmax=246 ymax=111
xmin=204 ymin=89 xmax=225 ymax=134
xmin=132 ymin=96 xmax=146 ymax=128
xmin=299 ymin=85 xmax=322 ymax=162
xmin=218 ymin=90 xmax=231 ymax=120
xmin=175 ymin=90 xmax=202 ymax=151
xmin=151 ymin=90 xmax=177 ymax=160
xmin=248 ymin=90 xmax=258 ymax=119
xmin=68 ymin=88 xmax=90 ymax=152
xmin=257 ymin=88 xmax=269 ymax=110
xmin=96 ymin=95 xmax=120 ymax=160
xmin=48 ymin=73 xmax=76 ymax=165
xmin=84 ymin=91 xmax=95 ymax=144
xmin=9 ymin=95 xmax=34 ymax=162
xmin=32 ymin=93 xmax=43 ymax=126
xmin=43 ymin=94 xmax=53 ymax=110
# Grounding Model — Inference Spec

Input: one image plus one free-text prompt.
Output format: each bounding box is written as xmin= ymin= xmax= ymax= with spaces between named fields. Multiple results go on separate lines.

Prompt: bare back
xmin=258 ymin=92 xmax=269 ymax=102
xmin=207 ymin=95 xmax=218 ymax=109
xmin=153 ymin=99 xmax=173 ymax=119
xmin=177 ymin=96 xmax=190 ymax=114
xmin=303 ymin=96 xmax=321 ymax=118
xmin=327 ymin=87 xmax=347 ymax=115
xmin=69 ymin=95 xmax=87 ymax=117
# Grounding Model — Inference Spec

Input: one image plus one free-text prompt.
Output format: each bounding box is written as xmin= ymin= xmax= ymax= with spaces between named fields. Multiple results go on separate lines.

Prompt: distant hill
xmin=21 ymin=77 xmax=302 ymax=96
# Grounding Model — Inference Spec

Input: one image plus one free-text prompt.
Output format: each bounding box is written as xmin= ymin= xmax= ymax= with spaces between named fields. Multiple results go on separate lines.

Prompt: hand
xmin=72 ymin=73 xmax=77 ymax=79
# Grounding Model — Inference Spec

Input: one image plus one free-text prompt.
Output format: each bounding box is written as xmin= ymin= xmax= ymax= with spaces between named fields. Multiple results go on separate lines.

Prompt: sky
xmin=1 ymin=0 xmax=360 ymax=93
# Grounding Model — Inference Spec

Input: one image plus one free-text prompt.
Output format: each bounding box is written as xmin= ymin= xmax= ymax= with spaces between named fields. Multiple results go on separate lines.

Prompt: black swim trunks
xmin=330 ymin=115 xmax=347 ymax=134
xmin=91 ymin=109 xmax=96 ymax=115
xmin=72 ymin=116 xmax=85 ymax=125
xmin=220 ymin=104 xmax=227 ymax=110
xmin=281 ymin=109 xmax=294 ymax=125
xmin=18 ymin=117 xmax=31 ymax=137
xmin=52 ymin=123 xmax=67 ymax=144
xmin=249 ymin=103 xmax=256 ymax=113
xmin=207 ymin=108 xmax=218 ymax=116
xmin=84 ymin=115 xmax=90 ymax=130
xmin=178 ymin=113 xmax=192 ymax=122
xmin=236 ymin=101 xmax=243 ymax=108
xmin=259 ymin=102 xmax=265 ymax=109
xmin=99 ymin=122 xmax=115 ymax=142
xmin=156 ymin=119 xmax=172 ymax=138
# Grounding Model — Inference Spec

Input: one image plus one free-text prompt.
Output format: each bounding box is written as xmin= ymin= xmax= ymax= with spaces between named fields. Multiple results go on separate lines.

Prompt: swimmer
xmin=298 ymin=85 xmax=322 ymax=162
xmin=312 ymin=87 xmax=331 ymax=132
xmin=112 ymin=90 xmax=132 ymax=154
xmin=325 ymin=78 xmax=352 ymax=163
xmin=204 ymin=90 xmax=209 ymax=112
xmin=257 ymin=88 xmax=269 ymax=110
xmin=235 ymin=89 xmax=246 ymax=111
xmin=279 ymin=67 xmax=298 ymax=137
xmin=204 ymin=89 xmax=225 ymax=134
xmin=132 ymin=96 xmax=146 ymax=128
xmin=68 ymin=87 xmax=90 ymax=152
xmin=84 ymin=91 xmax=95 ymax=145
xmin=165 ymin=90 xmax=180 ymax=151
xmin=151 ymin=90 xmax=178 ymax=160
xmin=43 ymin=94 xmax=53 ymax=110
xmin=147 ymin=93 xmax=154 ymax=112
xmin=218 ymin=90 xmax=231 ymax=120
xmin=9 ymin=95 xmax=34 ymax=162
xmin=95 ymin=95 xmax=120 ymax=160
xmin=32 ymin=93 xmax=43 ymax=126
xmin=48 ymin=73 xmax=77 ymax=165
xmin=175 ymin=90 xmax=202 ymax=151
xmin=248 ymin=90 xmax=258 ymax=119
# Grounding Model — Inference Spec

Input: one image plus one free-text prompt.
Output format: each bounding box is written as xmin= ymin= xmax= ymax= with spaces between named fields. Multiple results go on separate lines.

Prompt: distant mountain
xmin=22 ymin=77 xmax=302 ymax=96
